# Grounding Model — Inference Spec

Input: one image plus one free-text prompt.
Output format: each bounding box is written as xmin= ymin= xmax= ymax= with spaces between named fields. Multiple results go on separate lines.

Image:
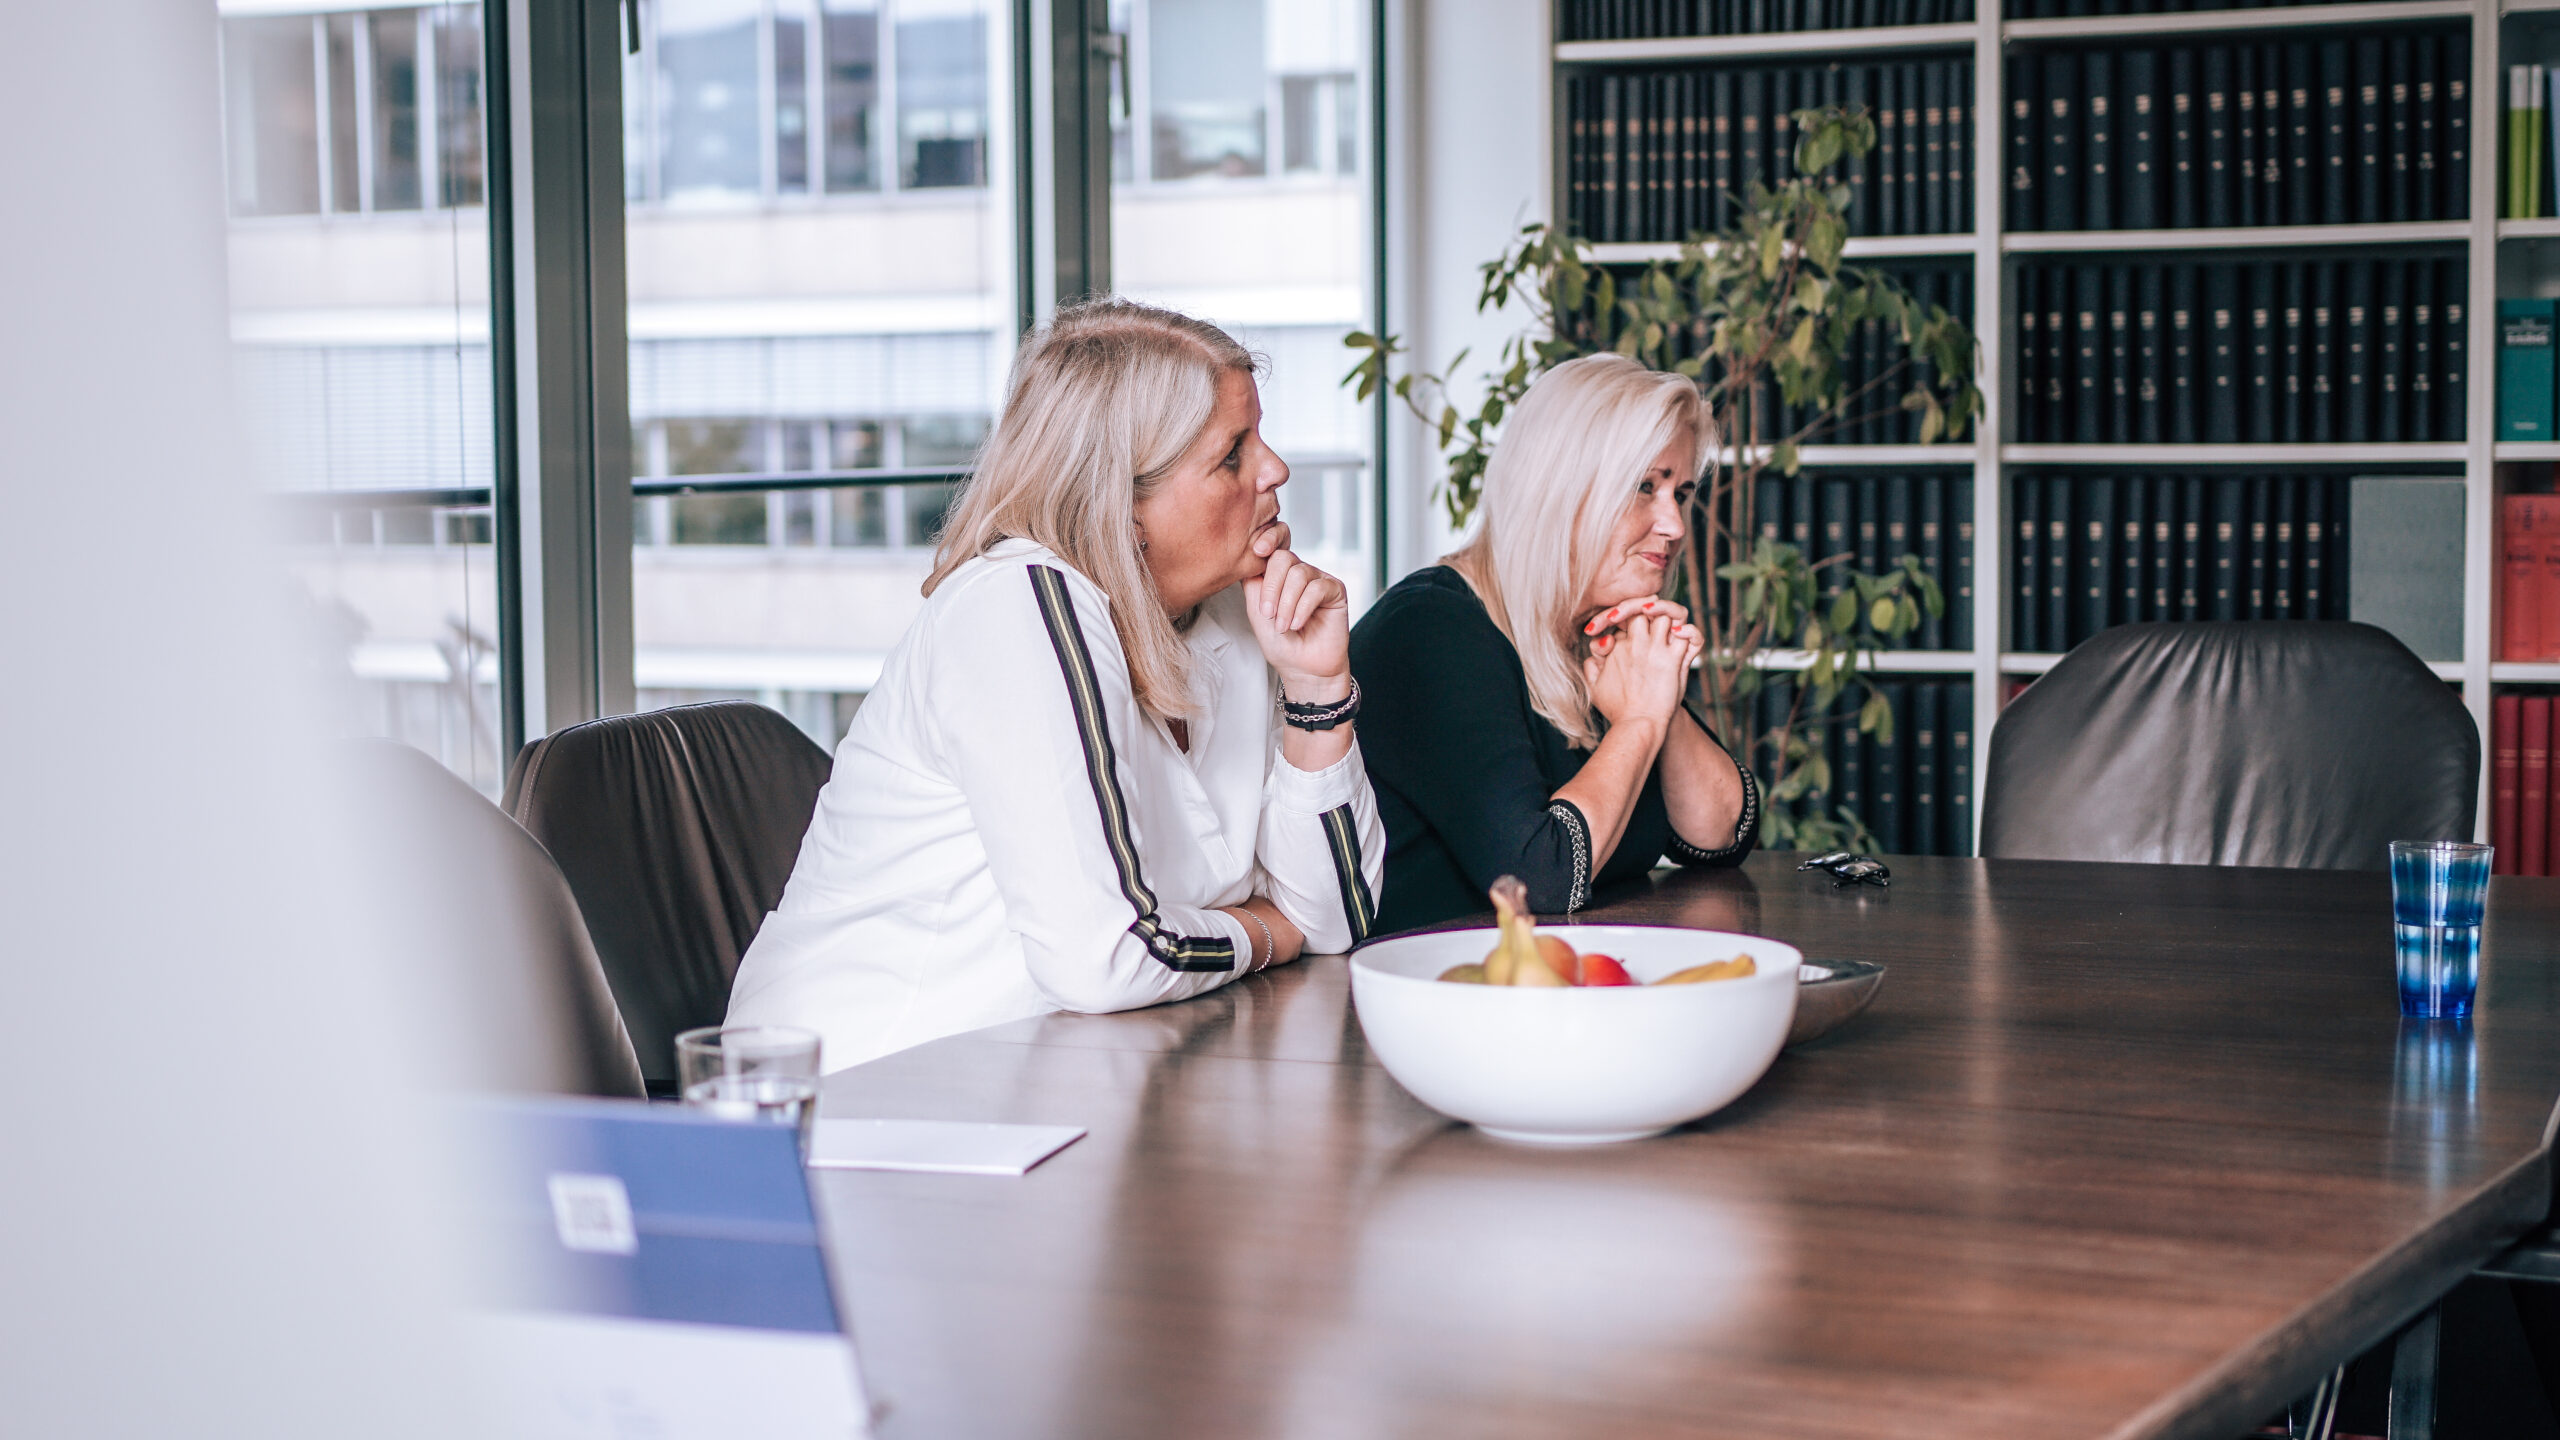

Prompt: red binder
xmin=2505 ymin=495 xmax=2560 ymax=662
xmin=2494 ymin=693 xmax=2521 ymax=875
xmin=2524 ymin=697 xmax=2552 ymax=877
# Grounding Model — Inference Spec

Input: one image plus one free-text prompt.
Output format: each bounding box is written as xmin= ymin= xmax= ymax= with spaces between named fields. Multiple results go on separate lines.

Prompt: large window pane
xmin=626 ymin=0 xmax=1015 ymax=747
xmin=655 ymin=0 xmax=764 ymax=203
xmin=224 ymin=15 xmax=321 ymax=217
xmin=822 ymin=2 xmax=882 ymax=192
xmin=370 ymin=9 xmax=427 ymax=211
xmin=1148 ymin=0 xmax=1266 ymax=180
xmin=897 ymin=9 xmax=987 ymax=189
xmin=1115 ymin=0 xmax=1377 ymax=606
xmin=222 ymin=1 xmax=501 ymax=791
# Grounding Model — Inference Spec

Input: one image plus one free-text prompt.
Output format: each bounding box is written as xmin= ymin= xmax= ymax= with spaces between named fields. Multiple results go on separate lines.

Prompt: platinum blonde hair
xmin=926 ymin=297 xmax=1256 ymax=720
xmin=1446 ymin=353 xmax=1710 ymax=750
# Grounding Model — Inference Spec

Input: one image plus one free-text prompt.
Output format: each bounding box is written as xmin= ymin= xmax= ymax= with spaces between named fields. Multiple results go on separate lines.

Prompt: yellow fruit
xmin=1654 ymin=956 xmax=1757 ymax=985
xmin=1438 ymin=962 xmax=1488 ymax=984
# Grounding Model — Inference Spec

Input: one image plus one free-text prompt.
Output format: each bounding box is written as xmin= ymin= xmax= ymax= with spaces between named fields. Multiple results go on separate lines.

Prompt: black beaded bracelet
xmin=1278 ymin=677 xmax=1361 ymax=731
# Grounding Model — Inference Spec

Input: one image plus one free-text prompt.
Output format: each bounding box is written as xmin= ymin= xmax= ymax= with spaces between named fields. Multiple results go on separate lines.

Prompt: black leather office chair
xmin=503 ymin=702 xmax=834 ymax=1091
xmin=334 ymin=740 xmax=646 ymax=1099
xmin=1981 ymin=622 xmax=2477 ymax=870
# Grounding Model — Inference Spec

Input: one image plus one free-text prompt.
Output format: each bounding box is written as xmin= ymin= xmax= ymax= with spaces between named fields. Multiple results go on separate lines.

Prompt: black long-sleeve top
xmin=1349 ymin=566 xmax=1759 ymax=935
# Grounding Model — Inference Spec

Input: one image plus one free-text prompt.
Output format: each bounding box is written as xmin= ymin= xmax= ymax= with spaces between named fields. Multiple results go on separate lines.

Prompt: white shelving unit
xmin=1550 ymin=0 xmax=2513 ymax=846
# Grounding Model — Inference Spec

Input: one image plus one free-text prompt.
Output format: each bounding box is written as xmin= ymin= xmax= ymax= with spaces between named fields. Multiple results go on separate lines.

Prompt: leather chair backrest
xmin=335 ymin=740 xmax=646 ymax=1098
xmin=503 ymin=701 xmax=833 ymax=1088
xmin=1980 ymin=622 xmax=2478 ymax=870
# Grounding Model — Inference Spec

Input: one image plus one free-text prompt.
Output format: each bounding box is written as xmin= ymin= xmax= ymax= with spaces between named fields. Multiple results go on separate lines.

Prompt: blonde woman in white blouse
xmin=726 ymin=299 xmax=1386 ymax=1070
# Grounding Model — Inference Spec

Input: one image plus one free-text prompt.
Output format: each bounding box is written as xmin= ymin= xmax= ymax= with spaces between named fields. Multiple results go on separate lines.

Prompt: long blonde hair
xmin=1446 ymin=353 xmax=1710 ymax=749
xmin=926 ymin=298 xmax=1256 ymax=719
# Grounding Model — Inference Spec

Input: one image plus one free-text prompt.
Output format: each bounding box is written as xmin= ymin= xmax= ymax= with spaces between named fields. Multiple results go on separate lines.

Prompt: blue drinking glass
xmin=2389 ymin=840 xmax=2492 ymax=1019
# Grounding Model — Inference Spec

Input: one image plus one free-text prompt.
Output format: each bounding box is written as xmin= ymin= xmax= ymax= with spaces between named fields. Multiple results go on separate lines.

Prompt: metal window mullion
xmin=498 ymin=0 xmax=636 ymax=743
xmin=882 ymin=0 xmax=901 ymax=194
xmin=759 ymin=0 xmax=778 ymax=199
xmin=313 ymin=16 xmax=337 ymax=214
xmin=418 ymin=8 xmax=443 ymax=209
xmin=353 ymin=12 xmax=377 ymax=212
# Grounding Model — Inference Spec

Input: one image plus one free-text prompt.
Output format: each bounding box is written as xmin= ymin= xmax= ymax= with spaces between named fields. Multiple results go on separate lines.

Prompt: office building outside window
xmin=219 ymin=0 xmax=502 ymax=790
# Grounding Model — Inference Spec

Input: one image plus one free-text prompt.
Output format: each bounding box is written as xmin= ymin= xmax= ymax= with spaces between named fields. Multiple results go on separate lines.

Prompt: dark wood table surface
xmin=814 ymin=854 xmax=2560 ymax=1440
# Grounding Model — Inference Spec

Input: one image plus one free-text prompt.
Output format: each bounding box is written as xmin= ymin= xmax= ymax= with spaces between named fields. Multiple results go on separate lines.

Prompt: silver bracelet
xmin=1242 ymin=909 xmax=1276 ymax=971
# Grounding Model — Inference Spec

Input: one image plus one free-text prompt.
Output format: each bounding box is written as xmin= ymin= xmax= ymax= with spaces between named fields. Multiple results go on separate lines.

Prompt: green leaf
xmin=1869 ymin=596 xmax=1894 ymax=632
xmin=1829 ymin=592 xmax=1856 ymax=634
xmin=1773 ymin=440 xmax=1800 ymax=476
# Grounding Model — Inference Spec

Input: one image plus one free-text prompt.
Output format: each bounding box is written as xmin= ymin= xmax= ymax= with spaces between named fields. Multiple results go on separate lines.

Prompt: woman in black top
xmin=1350 ymin=354 xmax=1758 ymax=933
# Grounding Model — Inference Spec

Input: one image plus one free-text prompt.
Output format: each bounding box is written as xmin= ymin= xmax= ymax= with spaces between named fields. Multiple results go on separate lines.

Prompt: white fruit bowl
xmin=1350 ymin=926 xmax=1802 ymax=1145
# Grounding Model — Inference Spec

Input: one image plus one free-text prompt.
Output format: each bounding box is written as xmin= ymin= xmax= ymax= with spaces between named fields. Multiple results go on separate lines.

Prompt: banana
xmin=1486 ymin=876 xmax=1569 ymax=986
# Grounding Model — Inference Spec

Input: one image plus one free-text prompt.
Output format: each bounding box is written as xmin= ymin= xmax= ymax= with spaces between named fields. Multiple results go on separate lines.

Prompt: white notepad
xmin=806 ymin=1119 xmax=1086 ymax=1176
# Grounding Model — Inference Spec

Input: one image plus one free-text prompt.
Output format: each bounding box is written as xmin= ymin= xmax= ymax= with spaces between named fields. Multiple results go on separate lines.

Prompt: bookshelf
xmin=1548 ymin=0 xmax=2510 ymax=849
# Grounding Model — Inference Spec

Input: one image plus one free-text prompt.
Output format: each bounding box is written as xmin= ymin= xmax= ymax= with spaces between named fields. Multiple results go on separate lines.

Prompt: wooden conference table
xmin=814 ymin=853 xmax=2560 ymax=1439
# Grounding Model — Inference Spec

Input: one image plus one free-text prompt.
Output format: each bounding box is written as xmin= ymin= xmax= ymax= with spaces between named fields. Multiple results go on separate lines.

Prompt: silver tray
xmin=1788 ymin=959 xmax=1885 ymax=1047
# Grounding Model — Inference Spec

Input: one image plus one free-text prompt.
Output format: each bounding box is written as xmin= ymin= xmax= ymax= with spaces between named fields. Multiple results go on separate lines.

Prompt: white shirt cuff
xmin=1266 ymin=739 xmax=1364 ymax=815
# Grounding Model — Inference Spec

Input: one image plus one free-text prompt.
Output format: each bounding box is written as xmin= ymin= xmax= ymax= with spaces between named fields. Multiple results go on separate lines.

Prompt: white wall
xmin=0 ymin=3 xmax=465 ymax=1433
xmin=1385 ymin=0 xmax=1549 ymax=579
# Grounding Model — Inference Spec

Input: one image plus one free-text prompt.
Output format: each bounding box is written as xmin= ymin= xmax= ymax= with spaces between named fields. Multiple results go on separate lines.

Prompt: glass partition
xmin=220 ymin=0 xmax=503 ymax=791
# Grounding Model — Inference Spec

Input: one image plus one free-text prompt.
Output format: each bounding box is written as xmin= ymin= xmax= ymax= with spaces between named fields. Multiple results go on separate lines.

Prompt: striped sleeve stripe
xmin=1319 ymin=803 xmax=1376 ymax=944
xmin=1026 ymin=566 xmax=1236 ymax=973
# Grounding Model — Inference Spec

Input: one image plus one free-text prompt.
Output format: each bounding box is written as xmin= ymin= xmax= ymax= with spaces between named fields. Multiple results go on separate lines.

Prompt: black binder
xmin=2410 ymin=260 xmax=2437 ymax=442
xmin=2044 ymin=268 xmax=2071 ymax=442
xmin=1757 ymin=475 xmax=1787 ymax=553
xmin=2302 ymin=476 xmax=2329 ymax=617
xmin=2441 ymin=40 xmax=2467 ymax=219
xmin=2377 ymin=260 xmax=2406 ymax=444
xmin=2178 ymin=474 xmax=2206 ymax=619
xmin=2286 ymin=42 xmax=2318 ymax=226
xmin=2044 ymin=51 xmax=2079 ymax=231
xmin=2388 ymin=42 xmax=2413 ymax=224
xmin=2138 ymin=264 xmax=2166 ymax=444
xmin=2355 ymin=38 xmax=2384 ymax=224
xmin=1790 ymin=468 xmax=1817 ymax=555
xmin=2258 ymin=45 xmax=2286 ymax=227
xmin=2044 ymin=476 xmax=2073 ymax=647
xmin=2246 ymin=262 xmax=2276 ymax=443
xmin=2015 ymin=476 xmax=2042 ymax=652
xmin=2210 ymin=476 xmax=2242 ymax=620
xmin=2203 ymin=45 xmax=2234 ymax=229
xmin=1918 ymin=475 xmax=1946 ymax=650
xmin=2245 ymin=480 xmax=2270 ymax=620
xmin=1946 ymin=64 xmax=1970 ymax=232
xmin=2439 ymin=258 xmax=2465 ymax=438
xmin=2169 ymin=263 xmax=2200 ymax=443
xmin=2320 ymin=40 xmax=2351 ymax=225
xmin=1740 ymin=69 xmax=1767 ymax=194
xmin=1856 ymin=474 xmax=1883 ymax=577
xmin=2308 ymin=261 xmax=2337 ymax=443
xmin=1912 ymin=684 xmax=1942 ymax=856
xmin=1877 ymin=63 xmax=1903 ymax=234
xmin=2149 ymin=474 xmax=2178 ymax=621
xmin=1885 ymin=474 xmax=1914 ymax=648
xmin=2123 ymin=50 xmax=2161 ymax=230
xmin=1923 ymin=62 xmax=1948 ymax=235
xmin=1871 ymin=681 xmax=1906 ymax=854
xmin=2017 ymin=266 xmax=2043 ymax=441
xmin=1950 ymin=474 xmax=1976 ymax=650
xmin=2282 ymin=262 xmax=2308 ymax=444
xmin=2206 ymin=263 xmax=2240 ymax=444
xmin=2074 ymin=266 xmax=2105 ymax=441
xmin=2006 ymin=56 xmax=2034 ymax=232
xmin=2236 ymin=46 xmax=2261 ymax=229
xmin=2272 ymin=478 xmax=2297 ymax=619
xmin=2341 ymin=259 xmax=2373 ymax=443
xmin=2413 ymin=33 xmax=2439 ymax=222
xmin=2085 ymin=52 xmax=2116 ymax=231
xmin=2081 ymin=475 xmax=2115 ymax=641
xmin=1712 ymin=70 xmax=1737 ymax=225
xmin=2170 ymin=48 xmax=2200 ymax=230
xmin=1899 ymin=63 xmax=1923 ymax=229
xmin=2108 ymin=266 xmax=2134 ymax=442
xmin=2118 ymin=477 xmax=2146 ymax=624
xmin=1946 ymin=686 xmax=1974 ymax=856
xmin=1846 ymin=64 xmax=1873 ymax=233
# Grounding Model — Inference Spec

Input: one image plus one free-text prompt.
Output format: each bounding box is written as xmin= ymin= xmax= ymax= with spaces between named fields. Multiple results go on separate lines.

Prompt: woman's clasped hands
xmin=1581 ymin=597 xmax=1703 ymax=737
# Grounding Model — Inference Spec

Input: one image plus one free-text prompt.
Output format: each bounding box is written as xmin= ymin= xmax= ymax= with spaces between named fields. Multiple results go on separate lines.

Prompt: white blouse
xmin=726 ymin=539 xmax=1386 ymax=1070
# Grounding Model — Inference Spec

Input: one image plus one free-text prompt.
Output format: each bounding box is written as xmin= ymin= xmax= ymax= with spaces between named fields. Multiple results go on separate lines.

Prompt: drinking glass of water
xmin=2389 ymin=840 xmax=2493 ymax=1020
xmin=676 ymin=1025 xmax=822 ymax=1155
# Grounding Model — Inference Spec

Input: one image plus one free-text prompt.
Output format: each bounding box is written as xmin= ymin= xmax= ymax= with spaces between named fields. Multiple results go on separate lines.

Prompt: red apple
xmin=1578 ymin=952 xmax=1636 ymax=987
xmin=1534 ymin=934 xmax=1579 ymax=985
